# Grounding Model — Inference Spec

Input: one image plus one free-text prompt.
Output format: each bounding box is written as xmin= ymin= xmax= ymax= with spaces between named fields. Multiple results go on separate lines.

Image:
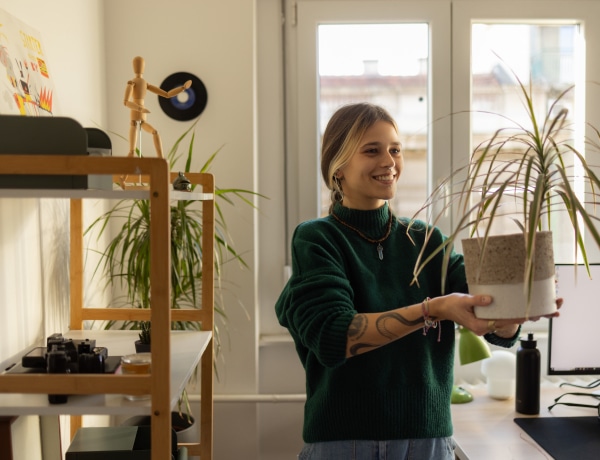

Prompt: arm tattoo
xmin=349 ymin=342 xmax=378 ymax=356
xmin=348 ymin=314 xmax=368 ymax=341
xmin=376 ymin=311 xmax=422 ymax=340
xmin=347 ymin=310 xmax=423 ymax=356
xmin=348 ymin=315 xmax=374 ymax=356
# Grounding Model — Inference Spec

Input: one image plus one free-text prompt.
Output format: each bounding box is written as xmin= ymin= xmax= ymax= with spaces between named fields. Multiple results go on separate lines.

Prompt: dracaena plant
xmin=408 ymin=72 xmax=600 ymax=299
xmin=86 ymin=120 xmax=263 ymax=354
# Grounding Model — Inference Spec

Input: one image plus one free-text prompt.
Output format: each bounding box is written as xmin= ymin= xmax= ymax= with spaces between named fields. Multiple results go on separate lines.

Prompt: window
xmin=318 ymin=23 xmax=429 ymax=219
xmin=452 ymin=0 xmax=600 ymax=262
xmin=470 ymin=23 xmax=580 ymax=255
xmin=285 ymin=0 xmax=451 ymax=247
xmin=270 ymin=0 xmax=600 ymax=335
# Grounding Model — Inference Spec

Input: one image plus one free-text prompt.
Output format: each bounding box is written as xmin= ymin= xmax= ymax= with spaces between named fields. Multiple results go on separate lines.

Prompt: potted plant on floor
xmin=409 ymin=71 xmax=600 ymax=319
xmin=85 ymin=121 xmax=263 ymax=432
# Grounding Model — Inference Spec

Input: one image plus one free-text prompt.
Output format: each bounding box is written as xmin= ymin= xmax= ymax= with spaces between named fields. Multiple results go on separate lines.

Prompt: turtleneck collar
xmin=331 ymin=201 xmax=391 ymax=238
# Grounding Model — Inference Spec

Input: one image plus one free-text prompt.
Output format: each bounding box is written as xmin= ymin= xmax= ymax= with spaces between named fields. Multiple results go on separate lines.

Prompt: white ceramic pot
xmin=462 ymin=231 xmax=557 ymax=319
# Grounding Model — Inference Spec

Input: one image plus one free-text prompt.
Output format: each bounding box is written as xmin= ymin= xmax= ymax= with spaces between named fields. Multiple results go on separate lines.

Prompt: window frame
xmin=272 ymin=0 xmax=600 ymax=337
xmin=284 ymin=0 xmax=452 ymax=262
xmin=452 ymin=0 xmax=600 ymax=262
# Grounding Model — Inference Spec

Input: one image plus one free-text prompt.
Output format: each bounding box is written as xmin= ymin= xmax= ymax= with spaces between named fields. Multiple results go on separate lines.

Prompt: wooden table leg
xmin=70 ymin=415 xmax=82 ymax=440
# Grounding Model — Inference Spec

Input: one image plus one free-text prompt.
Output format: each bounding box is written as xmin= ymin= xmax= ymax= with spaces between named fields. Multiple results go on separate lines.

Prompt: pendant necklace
xmin=331 ymin=208 xmax=393 ymax=260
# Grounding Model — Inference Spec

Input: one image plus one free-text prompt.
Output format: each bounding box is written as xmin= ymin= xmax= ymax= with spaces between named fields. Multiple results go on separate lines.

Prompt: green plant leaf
xmin=409 ymin=63 xmax=600 ymax=312
xmin=86 ymin=122 xmax=267 ymax=387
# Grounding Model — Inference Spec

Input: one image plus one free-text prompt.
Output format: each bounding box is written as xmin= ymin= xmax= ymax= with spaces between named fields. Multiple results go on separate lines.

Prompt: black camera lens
xmin=78 ymin=352 xmax=105 ymax=374
xmin=47 ymin=346 xmax=69 ymax=404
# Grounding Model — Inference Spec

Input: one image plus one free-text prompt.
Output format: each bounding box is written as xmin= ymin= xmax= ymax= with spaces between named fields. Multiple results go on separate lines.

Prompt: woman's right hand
xmin=428 ymin=293 xmax=502 ymax=335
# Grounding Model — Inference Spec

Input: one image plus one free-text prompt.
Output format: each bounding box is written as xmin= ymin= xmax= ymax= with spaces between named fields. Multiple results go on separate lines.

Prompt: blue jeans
xmin=298 ymin=438 xmax=456 ymax=460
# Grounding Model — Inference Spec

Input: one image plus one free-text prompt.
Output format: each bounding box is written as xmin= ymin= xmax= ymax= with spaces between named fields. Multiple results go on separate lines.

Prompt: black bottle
xmin=515 ymin=332 xmax=540 ymax=414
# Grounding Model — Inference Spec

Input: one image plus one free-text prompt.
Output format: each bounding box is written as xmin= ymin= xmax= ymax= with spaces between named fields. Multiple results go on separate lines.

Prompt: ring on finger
xmin=487 ymin=320 xmax=497 ymax=332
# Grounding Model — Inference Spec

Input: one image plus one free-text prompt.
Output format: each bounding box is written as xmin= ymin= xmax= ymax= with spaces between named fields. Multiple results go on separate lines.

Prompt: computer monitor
xmin=548 ymin=264 xmax=600 ymax=375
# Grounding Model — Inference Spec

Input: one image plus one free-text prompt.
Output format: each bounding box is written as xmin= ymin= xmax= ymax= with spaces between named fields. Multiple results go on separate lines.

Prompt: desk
xmin=452 ymin=382 xmax=596 ymax=459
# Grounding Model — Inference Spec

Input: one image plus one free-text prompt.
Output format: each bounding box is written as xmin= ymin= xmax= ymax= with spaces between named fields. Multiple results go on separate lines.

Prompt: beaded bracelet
xmin=421 ymin=297 xmax=441 ymax=342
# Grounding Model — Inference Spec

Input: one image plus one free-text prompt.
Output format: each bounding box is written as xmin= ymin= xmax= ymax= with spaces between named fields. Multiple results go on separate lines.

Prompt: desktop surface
xmin=452 ymin=382 xmax=600 ymax=459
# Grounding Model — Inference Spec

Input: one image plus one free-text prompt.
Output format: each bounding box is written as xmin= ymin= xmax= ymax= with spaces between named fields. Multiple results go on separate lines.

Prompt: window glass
xmin=318 ymin=23 xmax=429 ymax=219
xmin=470 ymin=23 xmax=580 ymax=260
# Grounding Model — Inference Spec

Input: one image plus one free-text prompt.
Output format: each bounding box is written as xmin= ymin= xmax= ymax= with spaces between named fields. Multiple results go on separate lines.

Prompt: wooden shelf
xmin=0 ymin=330 xmax=211 ymax=416
xmin=0 ymin=187 xmax=213 ymax=201
xmin=0 ymin=154 xmax=215 ymax=460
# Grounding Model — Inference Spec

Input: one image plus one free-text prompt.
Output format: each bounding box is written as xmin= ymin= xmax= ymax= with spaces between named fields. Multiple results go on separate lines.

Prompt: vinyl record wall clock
xmin=159 ymin=72 xmax=208 ymax=121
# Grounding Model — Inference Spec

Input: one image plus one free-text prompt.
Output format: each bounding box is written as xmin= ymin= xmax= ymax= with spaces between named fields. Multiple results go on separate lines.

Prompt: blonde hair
xmin=321 ymin=103 xmax=398 ymax=211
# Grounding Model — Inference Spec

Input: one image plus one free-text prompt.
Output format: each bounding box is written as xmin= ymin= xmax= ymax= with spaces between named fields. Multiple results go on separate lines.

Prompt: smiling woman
xmin=275 ymin=102 xmax=534 ymax=460
xmin=332 ymin=120 xmax=402 ymax=210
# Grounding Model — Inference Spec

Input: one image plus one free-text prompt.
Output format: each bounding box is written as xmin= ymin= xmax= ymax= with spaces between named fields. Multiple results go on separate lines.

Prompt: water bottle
xmin=515 ymin=332 xmax=540 ymax=414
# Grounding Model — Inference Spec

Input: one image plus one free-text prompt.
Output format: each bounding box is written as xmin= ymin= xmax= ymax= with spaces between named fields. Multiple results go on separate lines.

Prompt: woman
xmin=275 ymin=103 xmax=560 ymax=459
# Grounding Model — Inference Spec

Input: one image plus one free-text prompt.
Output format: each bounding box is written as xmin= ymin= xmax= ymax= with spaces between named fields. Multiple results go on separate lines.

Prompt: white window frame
xmin=272 ymin=0 xmax=600 ymax=337
xmin=452 ymin=0 xmax=600 ymax=263
xmin=284 ymin=0 xmax=452 ymax=253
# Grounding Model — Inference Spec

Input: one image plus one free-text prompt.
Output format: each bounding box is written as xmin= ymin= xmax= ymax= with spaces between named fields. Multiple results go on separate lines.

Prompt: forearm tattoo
xmin=348 ymin=315 xmax=376 ymax=356
xmin=348 ymin=314 xmax=368 ymax=341
xmin=376 ymin=311 xmax=422 ymax=339
xmin=347 ymin=311 xmax=422 ymax=356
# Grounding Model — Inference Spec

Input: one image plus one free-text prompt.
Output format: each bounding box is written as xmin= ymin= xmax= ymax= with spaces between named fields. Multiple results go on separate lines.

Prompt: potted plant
xmin=86 ymin=121 xmax=262 ymax=440
xmin=135 ymin=320 xmax=151 ymax=353
xmin=409 ymin=72 xmax=600 ymax=319
xmin=87 ymin=120 xmax=260 ymax=341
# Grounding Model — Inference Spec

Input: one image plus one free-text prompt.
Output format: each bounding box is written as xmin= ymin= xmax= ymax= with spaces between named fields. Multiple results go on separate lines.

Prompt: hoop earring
xmin=332 ymin=176 xmax=344 ymax=203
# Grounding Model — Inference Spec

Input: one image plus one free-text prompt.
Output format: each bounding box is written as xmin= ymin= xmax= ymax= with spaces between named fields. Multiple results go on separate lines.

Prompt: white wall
xmin=102 ymin=0 xmax=259 ymax=387
xmin=0 ymin=0 xmax=107 ymax=362
xmin=0 ymin=1 xmax=107 ymax=459
xmin=102 ymin=2 xmax=261 ymax=458
xmin=1 ymin=1 xmax=265 ymax=459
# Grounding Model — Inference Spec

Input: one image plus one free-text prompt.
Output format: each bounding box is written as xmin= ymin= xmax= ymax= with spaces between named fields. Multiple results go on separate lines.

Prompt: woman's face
xmin=337 ymin=120 xmax=402 ymax=210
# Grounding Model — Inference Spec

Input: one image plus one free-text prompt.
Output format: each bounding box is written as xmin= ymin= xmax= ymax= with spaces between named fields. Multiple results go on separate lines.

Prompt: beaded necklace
xmin=331 ymin=207 xmax=393 ymax=260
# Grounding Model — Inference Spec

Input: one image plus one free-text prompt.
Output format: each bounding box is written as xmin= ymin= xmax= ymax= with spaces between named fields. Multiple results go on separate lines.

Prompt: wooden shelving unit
xmin=0 ymin=155 xmax=215 ymax=460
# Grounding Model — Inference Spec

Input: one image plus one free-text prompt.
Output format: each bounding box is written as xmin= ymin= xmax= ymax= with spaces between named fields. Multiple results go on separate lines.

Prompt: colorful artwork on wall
xmin=0 ymin=8 xmax=56 ymax=116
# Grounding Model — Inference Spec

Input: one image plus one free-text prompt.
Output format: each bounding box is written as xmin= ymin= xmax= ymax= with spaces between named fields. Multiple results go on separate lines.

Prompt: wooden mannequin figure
xmin=124 ymin=56 xmax=191 ymax=159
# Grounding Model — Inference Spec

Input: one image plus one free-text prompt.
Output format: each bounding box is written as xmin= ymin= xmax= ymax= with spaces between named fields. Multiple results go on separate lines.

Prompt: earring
xmin=332 ymin=175 xmax=343 ymax=203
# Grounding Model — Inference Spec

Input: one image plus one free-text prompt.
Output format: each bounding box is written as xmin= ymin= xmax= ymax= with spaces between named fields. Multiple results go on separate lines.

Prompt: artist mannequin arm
xmin=147 ymin=80 xmax=192 ymax=98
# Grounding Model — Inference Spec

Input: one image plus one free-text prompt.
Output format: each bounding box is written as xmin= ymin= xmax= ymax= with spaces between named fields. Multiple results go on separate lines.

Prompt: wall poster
xmin=0 ymin=8 xmax=55 ymax=116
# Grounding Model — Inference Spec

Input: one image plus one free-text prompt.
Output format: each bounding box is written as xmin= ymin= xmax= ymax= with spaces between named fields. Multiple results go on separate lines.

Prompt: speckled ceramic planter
xmin=462 ymin=232 xmax=557 ymax=319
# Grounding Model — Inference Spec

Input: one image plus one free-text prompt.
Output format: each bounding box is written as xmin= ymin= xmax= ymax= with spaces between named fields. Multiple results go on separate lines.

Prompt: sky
xmin=317 ymin=23 xmax=540 ymax=80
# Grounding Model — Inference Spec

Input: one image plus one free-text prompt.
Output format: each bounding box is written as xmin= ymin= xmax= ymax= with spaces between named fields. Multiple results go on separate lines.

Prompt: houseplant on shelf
xmin=135 ymin=320 xmax=151 ymax=353
xmin=86 ymin=119 xmax=262 ymax=373
xmin=409 ymin=72 xmax=600 ymax=319
xmin=86 ymin=120 xmax=262 ymax=436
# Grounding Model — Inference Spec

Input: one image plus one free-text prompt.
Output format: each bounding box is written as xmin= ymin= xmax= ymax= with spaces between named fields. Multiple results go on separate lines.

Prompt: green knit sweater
xmin=275 ymin=202 xmax=517 ymax=443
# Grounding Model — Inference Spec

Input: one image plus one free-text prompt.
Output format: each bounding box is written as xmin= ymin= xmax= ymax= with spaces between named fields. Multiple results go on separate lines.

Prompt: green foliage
xmin=86 ymin=120 xmax=265 ymax=341
xmin=138 ymin=321 xmax=151 ymax=344
xmin=409 ymin=69 xmax=600 ymax=302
